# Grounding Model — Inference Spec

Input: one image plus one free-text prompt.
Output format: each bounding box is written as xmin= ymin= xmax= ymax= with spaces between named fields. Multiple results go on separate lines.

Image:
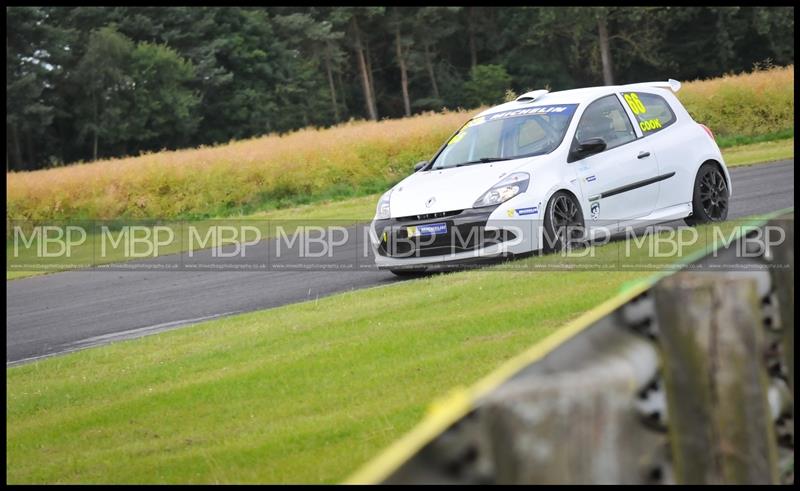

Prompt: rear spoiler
xmin=623 ymin=79 xmax=681 ymax=93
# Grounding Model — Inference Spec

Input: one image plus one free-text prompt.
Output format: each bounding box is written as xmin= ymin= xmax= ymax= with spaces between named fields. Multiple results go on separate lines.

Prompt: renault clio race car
xmin=369 ymin=80 xmax=732 ymax=275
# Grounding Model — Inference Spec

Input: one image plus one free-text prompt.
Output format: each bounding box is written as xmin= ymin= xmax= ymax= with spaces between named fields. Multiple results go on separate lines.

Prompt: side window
xmin=622 ymin=92 xmax=676 ymax=135
xmin=573 ymin=95 xmax=636 ymax=151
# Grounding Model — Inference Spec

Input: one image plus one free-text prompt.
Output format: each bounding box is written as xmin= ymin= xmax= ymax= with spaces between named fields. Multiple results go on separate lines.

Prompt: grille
xmin=394 ymin=209 xmax=463 ymax=222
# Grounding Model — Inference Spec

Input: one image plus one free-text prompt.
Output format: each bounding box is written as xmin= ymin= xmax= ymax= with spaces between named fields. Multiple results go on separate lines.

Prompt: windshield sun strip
xmin=429 ymin=104 xmax=579 ymax=170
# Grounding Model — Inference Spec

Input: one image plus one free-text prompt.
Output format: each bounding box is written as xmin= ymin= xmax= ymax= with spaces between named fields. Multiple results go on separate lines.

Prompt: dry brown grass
xmin=7 ymin=111 xmax=470 ymax=220
xmin=678 ymin=64 xmax=793 ymax=137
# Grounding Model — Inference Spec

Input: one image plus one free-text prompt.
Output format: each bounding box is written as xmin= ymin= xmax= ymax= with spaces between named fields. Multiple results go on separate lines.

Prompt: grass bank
xmin=6 ymin=111 xmax=468 ymax=222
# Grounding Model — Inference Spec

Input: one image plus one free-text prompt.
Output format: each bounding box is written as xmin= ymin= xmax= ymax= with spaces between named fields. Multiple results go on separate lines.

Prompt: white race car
xmin=369 ymin=80 xmax=731 ymax=275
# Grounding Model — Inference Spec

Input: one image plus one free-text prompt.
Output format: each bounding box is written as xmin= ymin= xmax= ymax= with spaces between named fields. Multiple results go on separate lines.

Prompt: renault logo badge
xmin=425 ymin=197 xmax=436 ymax=208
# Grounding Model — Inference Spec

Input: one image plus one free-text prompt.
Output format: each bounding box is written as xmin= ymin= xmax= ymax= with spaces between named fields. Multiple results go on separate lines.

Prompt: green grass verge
xmin=7 ymin=218 xmax=751 ymax=483
xmin=4 ymin=271 xmax=649 ymax=483
xmin=722 ymin=137 xmax=794 ymax=167
xmin=6 ymin=194 xmax=381 ymax=281
xmin=716 ymin=128 xmax=794 ymax=148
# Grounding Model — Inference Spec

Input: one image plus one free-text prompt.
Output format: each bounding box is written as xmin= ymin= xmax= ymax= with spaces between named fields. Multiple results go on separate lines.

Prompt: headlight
xmin=473 ymin=172 xmax=530 ymax=208
xmin=376 ymin=189 xmax=392 ymax=219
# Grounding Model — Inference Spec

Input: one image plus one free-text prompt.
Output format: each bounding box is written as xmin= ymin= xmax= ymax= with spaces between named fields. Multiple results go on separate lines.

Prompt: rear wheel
xmin=685 ymin=162 xmax=729 ymax=225
xmin=543 ymin=191 xmax=585 ymax=253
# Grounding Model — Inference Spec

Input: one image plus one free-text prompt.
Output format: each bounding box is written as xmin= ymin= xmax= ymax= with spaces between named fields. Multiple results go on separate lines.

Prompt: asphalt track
xmin=6 ymin=160 xmax=794 ymax=364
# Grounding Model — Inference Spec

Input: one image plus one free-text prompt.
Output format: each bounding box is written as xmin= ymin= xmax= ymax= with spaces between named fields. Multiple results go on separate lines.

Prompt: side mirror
xmin=574 ymin=138 xmax=607 ymax=159
xmin=413 ymin=160 xmax=428 ymax=172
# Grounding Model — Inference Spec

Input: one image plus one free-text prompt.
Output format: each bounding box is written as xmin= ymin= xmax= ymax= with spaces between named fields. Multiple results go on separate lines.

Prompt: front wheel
xmin=542 ymin=191 xmax=585 ymax=253
xmin=685 ymin=162 xmax=729 ymax=226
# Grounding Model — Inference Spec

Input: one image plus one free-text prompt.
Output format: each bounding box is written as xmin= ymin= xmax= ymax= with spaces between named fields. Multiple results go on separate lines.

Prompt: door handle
xmin=637 ymin=151 xmax=651 ymax=159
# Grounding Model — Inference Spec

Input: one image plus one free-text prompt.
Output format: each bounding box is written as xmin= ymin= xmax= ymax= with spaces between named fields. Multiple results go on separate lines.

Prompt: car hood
xmin=389 ymin=157 xmax=545 ymax=217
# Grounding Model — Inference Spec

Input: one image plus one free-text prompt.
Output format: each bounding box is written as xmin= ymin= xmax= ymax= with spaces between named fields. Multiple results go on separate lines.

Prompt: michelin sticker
xmin=485 ymin=104 xmax=578 ymax=122
xmin=407 ymin=222 xmax=447 ymax=237
xmin=451 ymin=105 xmax=578 ymax=145
xmin=590 ymin=202 xmax=600 ymax=219
xmin=515 ymin=207 xmax=539 ymax=216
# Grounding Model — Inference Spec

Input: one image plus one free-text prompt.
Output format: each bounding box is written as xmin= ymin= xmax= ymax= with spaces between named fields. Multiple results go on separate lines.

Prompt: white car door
xmin=570 ymin=94 xmax=659 ymax=222
xmin=618 ymin=89 xmax=687 ymax=209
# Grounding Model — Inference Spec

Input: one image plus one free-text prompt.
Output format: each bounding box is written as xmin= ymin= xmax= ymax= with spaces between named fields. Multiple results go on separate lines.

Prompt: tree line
xmin=6 ymin=6 xmax=794 ymax=171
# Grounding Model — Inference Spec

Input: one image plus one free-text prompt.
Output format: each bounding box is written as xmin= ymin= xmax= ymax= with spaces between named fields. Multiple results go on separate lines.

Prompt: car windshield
xmin=430 ymin=104 xmax=578 ymax=170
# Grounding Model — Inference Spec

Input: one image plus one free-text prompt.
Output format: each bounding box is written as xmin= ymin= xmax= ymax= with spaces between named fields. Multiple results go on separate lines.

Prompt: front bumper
xmin=370 ymin=206 xmax=540 ymax=269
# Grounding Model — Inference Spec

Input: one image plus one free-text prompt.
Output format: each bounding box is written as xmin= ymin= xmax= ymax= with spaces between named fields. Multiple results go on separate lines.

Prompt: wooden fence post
xmin=770 ymin=218 xmax=794 ymax=398
xmin=653 ymin=273 xmax=779 ymax=484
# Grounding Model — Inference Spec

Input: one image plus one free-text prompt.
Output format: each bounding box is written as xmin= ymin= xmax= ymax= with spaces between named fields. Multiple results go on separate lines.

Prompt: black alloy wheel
xmin=686 ymin=162 xmax=729 ymax=225
xmin=543 ymin=191 xmax=586 ymax=253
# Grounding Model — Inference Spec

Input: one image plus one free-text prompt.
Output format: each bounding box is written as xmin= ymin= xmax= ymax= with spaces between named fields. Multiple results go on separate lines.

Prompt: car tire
xmin=542 ymin=191 xmax=585 ymax=253
xmin=685 ymin=162 xmax=729 ymax=226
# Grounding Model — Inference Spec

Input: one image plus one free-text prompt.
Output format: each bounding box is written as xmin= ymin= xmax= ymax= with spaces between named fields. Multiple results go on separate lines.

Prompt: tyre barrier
xmin=346 ymin=211 xmax=794 ymax=484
